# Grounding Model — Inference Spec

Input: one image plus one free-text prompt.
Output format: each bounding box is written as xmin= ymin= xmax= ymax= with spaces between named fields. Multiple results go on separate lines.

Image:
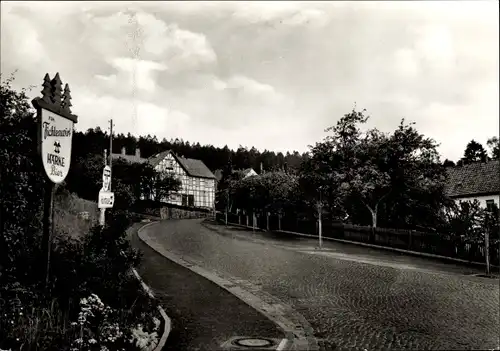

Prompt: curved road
xmin=142 ymin=219 xmax=499 ymax=351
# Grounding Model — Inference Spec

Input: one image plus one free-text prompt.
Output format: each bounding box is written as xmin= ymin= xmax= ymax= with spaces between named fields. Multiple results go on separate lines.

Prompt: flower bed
xmin=0 ymin=279 xmax=162 ymax=351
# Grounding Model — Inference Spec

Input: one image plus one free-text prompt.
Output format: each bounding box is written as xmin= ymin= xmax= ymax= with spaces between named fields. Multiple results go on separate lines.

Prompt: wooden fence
xmin=217 ymin=212 xmax=500 ymax=266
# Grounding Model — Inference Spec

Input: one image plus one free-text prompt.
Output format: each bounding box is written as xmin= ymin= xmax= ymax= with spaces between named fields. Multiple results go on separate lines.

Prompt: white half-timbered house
xmin=112 ymin=148 xmax=216 ymax=210
xmin=148 ymin=150 xmax=216 ymax=209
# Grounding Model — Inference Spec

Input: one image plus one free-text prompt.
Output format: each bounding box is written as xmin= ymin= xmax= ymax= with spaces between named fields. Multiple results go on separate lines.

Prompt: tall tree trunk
xmin=365 ymin=203 xmax=378 ymax=228
xmin=365 ymin=203 xmax=378 ymax=243
xmin=318 ymin=206 xmax=323 ymax=249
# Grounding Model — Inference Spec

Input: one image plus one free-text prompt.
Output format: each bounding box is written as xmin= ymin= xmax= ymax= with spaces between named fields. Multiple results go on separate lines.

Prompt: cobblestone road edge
xmin=137 ymin=221 xmax=320 ymax=351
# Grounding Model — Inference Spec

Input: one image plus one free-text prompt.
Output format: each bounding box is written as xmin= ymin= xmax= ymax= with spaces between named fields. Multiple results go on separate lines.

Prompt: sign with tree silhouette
xmin=32 ymin=73 xmax=78 ymax=183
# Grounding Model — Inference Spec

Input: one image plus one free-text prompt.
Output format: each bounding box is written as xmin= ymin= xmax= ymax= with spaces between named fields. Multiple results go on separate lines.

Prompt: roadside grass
xmin=53 ymin=188 xmax=99 ymax=240
xmin=1 ymin=189 xmax=162 ymax=351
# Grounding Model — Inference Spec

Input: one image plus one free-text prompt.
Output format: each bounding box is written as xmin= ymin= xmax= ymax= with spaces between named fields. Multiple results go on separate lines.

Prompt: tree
xmin=265 ymin=172 xmax=299 ymax=215
xmin=443 ymin=159 xmax=455 ymax=167
xmin=378 ymin=119 xmax=446 ymax=227
xmin=307 ymin=108 xmax=448 ymax=230
xmin=120 ymin=162 xmax=182 ymax=204
xmin=307 ymin=108 xmax=386 ymax=227
xmin=0 ymin=72 xmax=45 ymax=282
xmin=152 ymin=172 xmax=182 ymax=202
xmin=486 ymin=136 xmax=499 ymax=160
xmin=461 ymin=139 xmax=488 ymax=164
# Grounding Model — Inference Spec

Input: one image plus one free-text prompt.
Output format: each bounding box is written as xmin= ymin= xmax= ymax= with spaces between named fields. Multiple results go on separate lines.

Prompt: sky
xmin=1 ymin=1 xmax=498 ymax=161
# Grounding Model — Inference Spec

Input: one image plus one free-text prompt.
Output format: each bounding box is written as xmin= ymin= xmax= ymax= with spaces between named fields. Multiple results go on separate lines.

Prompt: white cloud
xmin=1 ymin=1 xmax=498 ymax=160
xmin=232 ymin=2 xmax=327 ymax=27
xmin=393 ymin=48 xmax=419 ymax=78
xmin=0 ymin=10 xmax=47 ymax=67
xmin=86 ymin=11 xmax=217 ymax=72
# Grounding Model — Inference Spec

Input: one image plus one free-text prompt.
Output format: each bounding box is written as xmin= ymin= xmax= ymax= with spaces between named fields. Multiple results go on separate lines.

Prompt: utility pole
xmin=99 ymin=149 xmax=107 ymax=226
xmin=109 ymin=119 xmax=114 ymax=189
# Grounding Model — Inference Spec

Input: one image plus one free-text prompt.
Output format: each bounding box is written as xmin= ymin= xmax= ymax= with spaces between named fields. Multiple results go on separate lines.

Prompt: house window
xmin=188 ymin=195 xmax=195 ymax=207
xmin=486 ymin=199 xmax=496 ymax=212
xmin=165 ymin=159 xmax=173 ymax=170
xmin=182 ymin=194 xmax=188 ymax=206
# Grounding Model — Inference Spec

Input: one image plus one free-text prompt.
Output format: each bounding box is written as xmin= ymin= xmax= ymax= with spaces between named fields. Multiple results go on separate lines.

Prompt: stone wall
xmin=160 ymin=207 xmax=212 ymax=220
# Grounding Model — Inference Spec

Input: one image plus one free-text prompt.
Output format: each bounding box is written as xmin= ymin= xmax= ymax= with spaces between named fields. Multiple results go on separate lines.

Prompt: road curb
xmin=215 ymin=220 xmax=498 ymax=270
xmin=131 ymin=222 xmax=173 ymax=351
xmin=137 ymin=221 xmax=319 ymax=351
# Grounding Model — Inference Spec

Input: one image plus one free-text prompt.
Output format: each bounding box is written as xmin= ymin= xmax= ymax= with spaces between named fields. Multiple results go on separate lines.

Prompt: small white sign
xmin=40 ymin=108 xmax=74 ymax=183
xmin=102 ymin=165 xmax=111 ymax=192
xmin=98 ymin=191 xmax=114 ymax=209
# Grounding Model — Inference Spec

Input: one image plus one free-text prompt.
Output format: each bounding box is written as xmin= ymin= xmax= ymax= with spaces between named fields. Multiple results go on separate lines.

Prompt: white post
xmin=485 ymin=228 xmax=491 ymax=276
xmin=318 ymin=190 xmax=323 ymax=249
xmin=278 ymin=213 xmax=282 ymax=231
xmin=266 ymin=212 xmax=270 ymax=231
xmin=318 ymin=209 xmax=323 ymax=249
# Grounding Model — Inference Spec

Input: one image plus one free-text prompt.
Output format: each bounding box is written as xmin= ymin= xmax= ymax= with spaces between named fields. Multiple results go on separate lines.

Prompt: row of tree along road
xmin=216 ymin=109 xmax=500 ymax=270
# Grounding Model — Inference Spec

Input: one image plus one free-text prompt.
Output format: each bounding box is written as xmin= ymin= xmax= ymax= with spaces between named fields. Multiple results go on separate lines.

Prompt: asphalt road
xmin=141 ymin=219 xmax=500 ymax=351
xmin=128 ymin=223 xmax=284 ymax=351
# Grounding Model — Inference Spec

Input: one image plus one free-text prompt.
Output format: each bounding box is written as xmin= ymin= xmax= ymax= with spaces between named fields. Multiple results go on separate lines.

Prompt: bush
xmin=0 ymin=209 xmax=155 ymax=351
xmin=1 ymin=73 xmax=160 ymax=351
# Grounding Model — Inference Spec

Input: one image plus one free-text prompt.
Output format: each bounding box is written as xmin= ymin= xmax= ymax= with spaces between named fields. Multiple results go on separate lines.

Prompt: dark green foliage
xmin=1 ymin=73 xmax=156 ymax=351
xmin=0 ymin=72 xmax=45 ymax=284
xmin=460 ymin=139 xmax=488 ymax=164
xmin=486 ymin=136 xmax=499 ymax=160
xmin=64 ymin=132 xmax=307 ymax=202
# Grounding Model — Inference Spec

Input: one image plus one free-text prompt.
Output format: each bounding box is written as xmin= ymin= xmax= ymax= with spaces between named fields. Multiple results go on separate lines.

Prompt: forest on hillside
xmin=72 ymin=127 xmax=308 ymax=174
xmin=72 ymin=126 xmax=499 ymax=177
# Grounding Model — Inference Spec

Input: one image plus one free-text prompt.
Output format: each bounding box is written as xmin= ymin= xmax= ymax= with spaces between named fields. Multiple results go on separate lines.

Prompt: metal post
xmin=42 ymin=179 xmax=55 ymax=287
xmin=109 ymin=119 xmax=113 ymax=190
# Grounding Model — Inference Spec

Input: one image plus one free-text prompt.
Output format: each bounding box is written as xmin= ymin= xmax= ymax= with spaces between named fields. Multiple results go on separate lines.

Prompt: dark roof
xmin=445 ymin=160 xmax=500 ymax=198
xmin=149 ymin=150 xmax=216 ymax=179
xmin=177 ymin=156 xmax=215 ymax=179
xmin=148 ymin=151 xmax=170 ymax=167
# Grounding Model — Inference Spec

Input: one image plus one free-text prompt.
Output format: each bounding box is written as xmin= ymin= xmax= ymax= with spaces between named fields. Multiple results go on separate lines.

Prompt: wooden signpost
xmin=32 ymin=73 xmax=78 ymax=286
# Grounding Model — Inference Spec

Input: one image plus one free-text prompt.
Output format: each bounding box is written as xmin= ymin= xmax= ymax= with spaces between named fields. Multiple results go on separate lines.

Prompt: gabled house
xmin=445 ymin=160 xmax=500 ymax=211
xmin=233 ymin=168 xmax=258 ymax=179
xmin=148 ymin=150 xmax=216 ymax=209
xmin=111 ymin=148 xmax=216 ymax=210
